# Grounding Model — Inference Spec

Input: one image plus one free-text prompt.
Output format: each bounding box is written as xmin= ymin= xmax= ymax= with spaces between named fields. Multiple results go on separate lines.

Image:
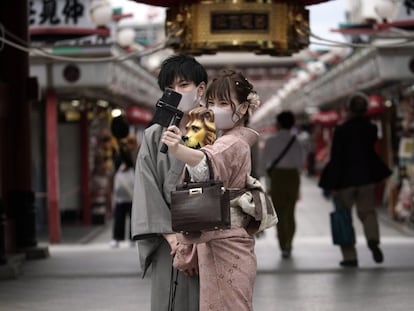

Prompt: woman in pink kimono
xmin=162 ymin=70 xmax=261 ymax=311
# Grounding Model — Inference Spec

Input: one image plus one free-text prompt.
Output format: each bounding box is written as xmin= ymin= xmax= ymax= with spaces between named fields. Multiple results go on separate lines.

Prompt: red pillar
xmin=46 ymin=89 xmax=61 ymax=243
xmin=80 ymin=109 xmax=91 ymax=225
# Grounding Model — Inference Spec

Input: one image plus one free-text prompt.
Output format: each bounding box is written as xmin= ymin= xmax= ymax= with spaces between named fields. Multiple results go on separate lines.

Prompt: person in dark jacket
xmin=319 ymin=92 xmax=391 ymax=268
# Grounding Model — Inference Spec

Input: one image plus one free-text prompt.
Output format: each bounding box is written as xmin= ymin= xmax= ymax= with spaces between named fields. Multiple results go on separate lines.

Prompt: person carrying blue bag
xmin=319 ymin=92 xmax=391 ymax=268
xmin=330 ymin=196 xmax=355 ymax=247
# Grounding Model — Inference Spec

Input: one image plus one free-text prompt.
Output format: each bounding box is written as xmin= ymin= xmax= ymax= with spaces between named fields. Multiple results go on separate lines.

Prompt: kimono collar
xmin=225 ymin=126 xmax=259 ymax=147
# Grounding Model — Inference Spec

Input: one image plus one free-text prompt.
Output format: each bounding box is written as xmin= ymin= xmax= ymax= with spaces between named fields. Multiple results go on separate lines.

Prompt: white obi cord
xmin=186 ymin=154 xmax=209 ymax=182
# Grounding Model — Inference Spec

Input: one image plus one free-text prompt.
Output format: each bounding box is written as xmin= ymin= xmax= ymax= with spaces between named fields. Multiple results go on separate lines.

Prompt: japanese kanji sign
xmin=29 ymin=0 xmax=91 ymax=28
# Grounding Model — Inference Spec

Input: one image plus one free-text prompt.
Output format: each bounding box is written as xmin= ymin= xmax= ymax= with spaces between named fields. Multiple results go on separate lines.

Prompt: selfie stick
xmin=160 ymin=109 xmax=183 ymax=153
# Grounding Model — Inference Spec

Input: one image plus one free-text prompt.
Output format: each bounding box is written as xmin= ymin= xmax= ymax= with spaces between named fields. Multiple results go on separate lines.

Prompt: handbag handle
xmin=183 ymin=149 xmax=214 ymax=182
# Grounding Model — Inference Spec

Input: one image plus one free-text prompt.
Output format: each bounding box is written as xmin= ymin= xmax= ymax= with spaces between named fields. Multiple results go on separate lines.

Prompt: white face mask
xmin=210 ymin=106 xmax=242 ymax=130
xmin=178 ymin=86 xmax=200 ymax=113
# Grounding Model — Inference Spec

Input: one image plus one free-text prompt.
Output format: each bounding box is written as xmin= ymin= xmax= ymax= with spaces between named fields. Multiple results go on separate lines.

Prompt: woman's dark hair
xmin=119 ymin=147 xmax=134 ymax=170
xmin=157 ymin=54 xmax=208 ymax=90
xmin=205 ymin=70 xmax=255 ymax=124
xmin=277 ymin=111 xmax=295 ymax=129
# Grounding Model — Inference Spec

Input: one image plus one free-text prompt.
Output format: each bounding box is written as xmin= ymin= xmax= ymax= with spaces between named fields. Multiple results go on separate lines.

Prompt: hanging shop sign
xmin=29 ymin=0 xmax=111 ymax=42
xmin=126 ymin=106 xmax=153 ymax=124
xmin=311 ymin=110 xmax=339 ymax=126
xmin=165 ymin=0 xmax=310 ymax=56
xmin=309 ymin=96 xmax=384 ymax=126
xmin=367 ymin=95 xmax=385 ymax=115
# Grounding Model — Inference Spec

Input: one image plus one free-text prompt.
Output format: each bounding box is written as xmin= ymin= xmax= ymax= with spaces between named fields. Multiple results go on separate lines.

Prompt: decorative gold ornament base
xmin=166 ymin=0 xmax=310 ymax=56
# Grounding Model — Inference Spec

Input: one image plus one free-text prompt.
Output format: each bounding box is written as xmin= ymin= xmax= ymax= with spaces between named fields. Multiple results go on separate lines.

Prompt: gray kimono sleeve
xmin=131 ymin=125 xmax=184 ymax=239
xmin=131 ymin=125 xmax=185 ymax=273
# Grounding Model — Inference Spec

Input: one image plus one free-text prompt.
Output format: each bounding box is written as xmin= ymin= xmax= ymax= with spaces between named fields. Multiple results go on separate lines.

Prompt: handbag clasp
xmin=189 ymin=188 xmax=202 ymax=195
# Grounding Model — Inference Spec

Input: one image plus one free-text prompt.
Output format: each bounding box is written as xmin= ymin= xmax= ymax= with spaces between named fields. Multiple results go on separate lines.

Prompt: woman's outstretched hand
xmin=161 ymin=125 xmax=205 ymax=166
xmin=161 ymin=125 xmax=182 ymax=155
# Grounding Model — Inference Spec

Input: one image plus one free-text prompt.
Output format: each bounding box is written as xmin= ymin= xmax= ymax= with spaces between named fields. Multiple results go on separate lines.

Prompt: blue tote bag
xmin=330 ymin=198 xmax=355 ymax=246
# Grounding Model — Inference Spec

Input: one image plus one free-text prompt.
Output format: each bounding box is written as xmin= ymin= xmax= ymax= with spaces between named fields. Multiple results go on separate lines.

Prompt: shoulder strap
xmin=267 ymin=135 xmax=296 ymax=172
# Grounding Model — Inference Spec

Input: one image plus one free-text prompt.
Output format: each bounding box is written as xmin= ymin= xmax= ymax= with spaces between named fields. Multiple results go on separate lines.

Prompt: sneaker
xmin=368 ymin=243 xmax=384 ymax=263
xmin=281 ymin=250 xmax=291 ymax=259
xmin=109 ymin=240 xmax=120 ymax=248
xmin=339 ymin=259 xmax=358 ymax=267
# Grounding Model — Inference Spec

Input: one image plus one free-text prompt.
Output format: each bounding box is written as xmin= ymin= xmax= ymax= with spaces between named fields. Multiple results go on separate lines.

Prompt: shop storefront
xmin=17 ymin=0 xmax=168 ymax=243
xmin=387 ymin=87 xmax=414 ymax=223
xmin=30 ymin=51 xmax=161 ymax=243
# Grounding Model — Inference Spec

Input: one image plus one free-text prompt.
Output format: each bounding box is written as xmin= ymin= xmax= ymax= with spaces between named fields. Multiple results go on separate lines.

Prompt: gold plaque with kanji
xmin=166 ymin=0 xmax=309 ymax=56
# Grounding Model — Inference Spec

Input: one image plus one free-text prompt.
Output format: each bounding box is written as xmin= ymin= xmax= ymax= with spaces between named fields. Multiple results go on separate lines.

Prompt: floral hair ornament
xmin=247 ymin=92 xmax=261 ymax=110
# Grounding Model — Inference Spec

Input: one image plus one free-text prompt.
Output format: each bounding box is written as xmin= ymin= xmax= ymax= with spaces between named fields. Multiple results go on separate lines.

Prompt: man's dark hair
xmin=157 ymin=54 xmax=208 ymax=90
xmin=277 ymin=111 xmax=295 ymax=129
xmin=347 ymin=92 xmax=368 ymax=115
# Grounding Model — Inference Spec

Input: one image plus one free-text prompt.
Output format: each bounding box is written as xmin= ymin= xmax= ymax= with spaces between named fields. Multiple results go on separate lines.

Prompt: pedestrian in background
xmin=162 ymin=70 xmax=260 ymax=311
xmin=263 ymin=111 xmax=305 ymax=259
xmin=110 ymin=135 xmax=138 ymax=248
xmin=131 ymin=54 xmax=208 ymax=311
xmin=318 ymin=92 xmax=391 ymax=267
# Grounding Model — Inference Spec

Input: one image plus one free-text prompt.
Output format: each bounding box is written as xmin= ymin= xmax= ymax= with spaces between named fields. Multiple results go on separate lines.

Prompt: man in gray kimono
xmin=131 ymin=54 xmax=208 ymax=311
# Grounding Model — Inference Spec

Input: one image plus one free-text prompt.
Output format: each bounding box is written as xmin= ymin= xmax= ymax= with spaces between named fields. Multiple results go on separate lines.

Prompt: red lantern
xmin=126 ymin=106 xmax=153 ymax=124
xmin=311 ymin=110 xmax=339 ymax=126
xmin=367 ymin=95 xmax=385 ymax=115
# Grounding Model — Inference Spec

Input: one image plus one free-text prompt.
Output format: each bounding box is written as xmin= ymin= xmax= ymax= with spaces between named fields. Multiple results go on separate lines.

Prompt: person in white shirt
xmin=110 ymin=136 xmax=137 ymax=248
xmin=263 ymin=111 xmax=305 ymax=259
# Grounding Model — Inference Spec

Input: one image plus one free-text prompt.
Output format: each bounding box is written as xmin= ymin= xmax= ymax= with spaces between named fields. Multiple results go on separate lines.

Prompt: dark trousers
xmin=269 ymin=168 xmax=300 ymax=252
xmin=335 ymin=184 xmax=379 ymax=260
xmin=112 ymin=202 xmax=132 ymax=241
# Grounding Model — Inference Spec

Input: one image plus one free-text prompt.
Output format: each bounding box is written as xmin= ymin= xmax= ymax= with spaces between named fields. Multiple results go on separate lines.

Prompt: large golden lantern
xmin=165 ymin=0 xmax=310 ymax=56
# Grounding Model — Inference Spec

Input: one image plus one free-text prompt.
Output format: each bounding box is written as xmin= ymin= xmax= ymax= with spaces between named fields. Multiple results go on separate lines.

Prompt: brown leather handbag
xmin=170 ymin=154 xmax=230 ymax=234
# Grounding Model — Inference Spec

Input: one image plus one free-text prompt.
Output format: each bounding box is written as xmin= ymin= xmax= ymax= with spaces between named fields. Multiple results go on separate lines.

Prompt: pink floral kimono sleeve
xmin=201 ymin=134 xmax=251 ymax=189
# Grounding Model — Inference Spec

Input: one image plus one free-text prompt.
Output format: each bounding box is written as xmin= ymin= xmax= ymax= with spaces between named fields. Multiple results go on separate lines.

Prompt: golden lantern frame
xmin=166 ymin=0 xmax=310 ymax=56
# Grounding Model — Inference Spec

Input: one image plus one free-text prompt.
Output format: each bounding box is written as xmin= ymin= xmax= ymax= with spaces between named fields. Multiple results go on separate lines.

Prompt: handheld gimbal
xmin=152 ymin=88 xmax=183 ymax=153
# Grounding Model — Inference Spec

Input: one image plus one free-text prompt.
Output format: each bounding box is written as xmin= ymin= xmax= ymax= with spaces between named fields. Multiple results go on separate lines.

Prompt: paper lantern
xmin=117 ymin=28 xmax=136 ymax=47
xmin=90 ymin=0 xmax=113 ymax=26
xmin=374 ymin=0 xmax=399 ymax=22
